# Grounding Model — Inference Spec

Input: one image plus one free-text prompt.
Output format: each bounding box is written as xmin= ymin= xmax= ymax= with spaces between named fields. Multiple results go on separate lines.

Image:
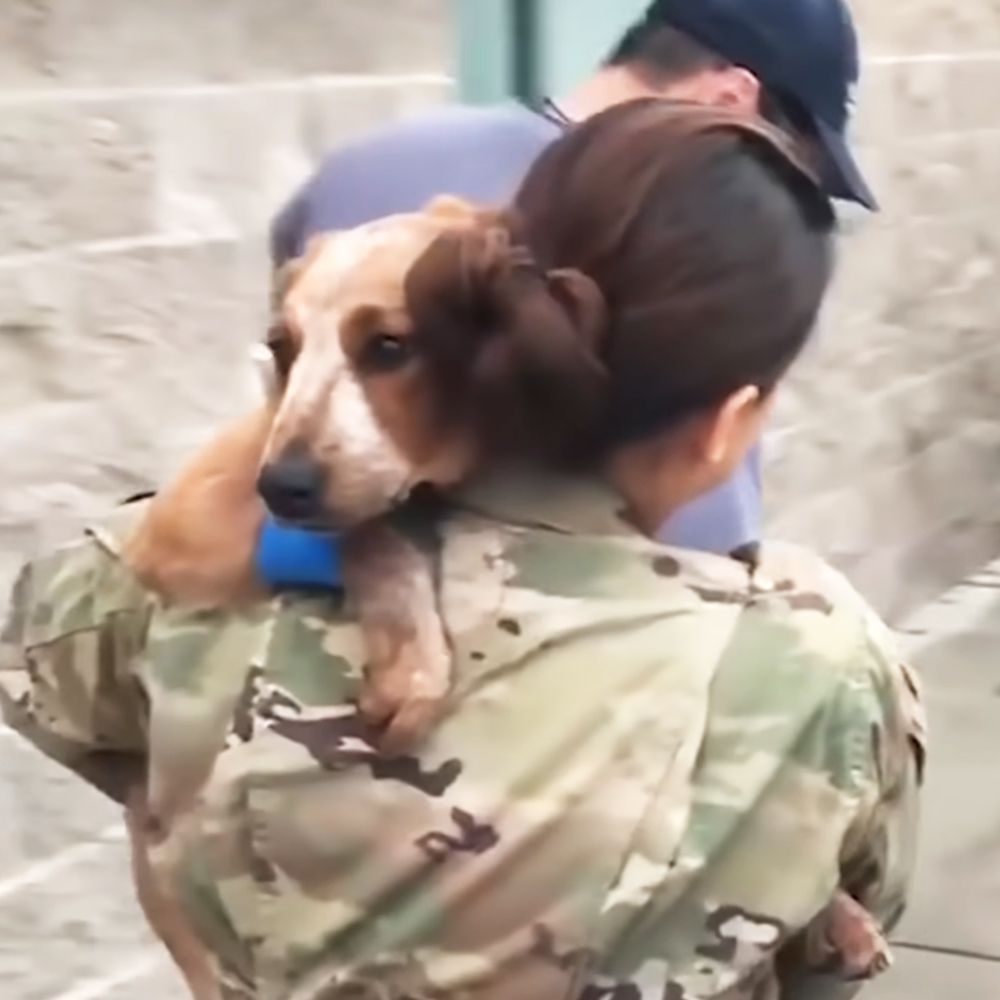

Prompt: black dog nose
xmin=257 ymin=451 xmax=327 ymax=522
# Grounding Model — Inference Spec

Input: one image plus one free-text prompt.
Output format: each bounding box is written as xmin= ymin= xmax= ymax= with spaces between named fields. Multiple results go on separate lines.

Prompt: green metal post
xmin=532 ymin=0 xmax=648 ymax=97
xmin=451 ymin=0 xmax=524 ymax=104
xmin=451 ymin=0 xmax=649 ymax=105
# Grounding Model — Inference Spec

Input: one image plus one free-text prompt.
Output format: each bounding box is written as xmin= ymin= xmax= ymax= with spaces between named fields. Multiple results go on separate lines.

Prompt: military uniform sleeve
xmin=597 ymin=606 xmax=926 ymax=1000
xmin=778 ymin=651 xmax=925 ymax=1000
xmin=0 ymin=529 xmax=153 ymax=804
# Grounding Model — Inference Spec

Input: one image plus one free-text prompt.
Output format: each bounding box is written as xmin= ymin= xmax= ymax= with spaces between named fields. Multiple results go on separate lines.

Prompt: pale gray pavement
xmin=2 ymin=560 xmax=1000 ymax=1000
xmin=868 ymin=559 xmax=1000 ymax=997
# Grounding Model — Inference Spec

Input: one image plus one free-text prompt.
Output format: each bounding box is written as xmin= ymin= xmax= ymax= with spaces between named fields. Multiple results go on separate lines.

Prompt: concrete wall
xmin=0 ymin=0 xmax=997 ymax=621
xmin=767 ymin=2 xmax=1000 ymax=619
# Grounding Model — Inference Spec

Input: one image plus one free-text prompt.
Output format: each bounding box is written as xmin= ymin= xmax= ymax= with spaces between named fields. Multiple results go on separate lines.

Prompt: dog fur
xmin=125 ymin=196 xmax=492 ymax=743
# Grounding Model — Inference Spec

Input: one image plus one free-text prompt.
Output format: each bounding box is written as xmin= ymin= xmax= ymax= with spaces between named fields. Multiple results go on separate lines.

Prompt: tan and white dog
xmin=126 ymin=192 xmax=607 ymax=746
xmin=120 ymin=194 xmax=609 ymax=1000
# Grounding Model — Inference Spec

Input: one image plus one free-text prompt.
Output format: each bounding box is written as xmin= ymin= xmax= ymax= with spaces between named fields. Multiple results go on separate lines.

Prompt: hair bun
xmin=405 ymin=216 xmax=609 ymax=465
xmin=472 ymin=228 xmax=609 ymax=463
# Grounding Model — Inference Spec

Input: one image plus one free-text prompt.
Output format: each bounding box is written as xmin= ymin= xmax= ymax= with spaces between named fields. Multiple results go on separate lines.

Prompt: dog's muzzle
xmin=257 ymin=451 xmax=328 ymax=525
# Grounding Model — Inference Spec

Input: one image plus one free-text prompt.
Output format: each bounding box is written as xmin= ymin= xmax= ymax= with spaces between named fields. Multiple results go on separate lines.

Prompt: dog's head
xmin=258 ymin=196 xmax=607 ymax=530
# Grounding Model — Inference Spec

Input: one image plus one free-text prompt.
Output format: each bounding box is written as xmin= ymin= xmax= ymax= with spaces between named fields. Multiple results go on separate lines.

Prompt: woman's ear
xmin=700 ymin=384 xmax=768 ymax=468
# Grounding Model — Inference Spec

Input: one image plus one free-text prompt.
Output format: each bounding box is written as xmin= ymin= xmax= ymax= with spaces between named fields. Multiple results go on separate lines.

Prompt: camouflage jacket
xmin=0 ymin=471 xmax=925 ymax=1000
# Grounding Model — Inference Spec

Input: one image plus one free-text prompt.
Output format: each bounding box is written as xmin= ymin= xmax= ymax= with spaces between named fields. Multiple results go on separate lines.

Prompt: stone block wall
xmin=0 ymin=0 xmax=998 ymax=620
xmin=0 ymin=0 xmax=451 ymax=589
xmin=766 ymin=0 xmax=1000 ymax=618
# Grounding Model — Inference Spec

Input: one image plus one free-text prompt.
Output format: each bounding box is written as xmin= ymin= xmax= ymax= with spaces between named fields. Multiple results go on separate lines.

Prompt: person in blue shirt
xmin=271 ymin=0 xmax=876 ymax=555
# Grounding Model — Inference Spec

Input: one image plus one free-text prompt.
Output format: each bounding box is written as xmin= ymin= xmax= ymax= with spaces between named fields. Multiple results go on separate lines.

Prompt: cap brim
xmin=812 ymin=118 xmax=878 ymax=211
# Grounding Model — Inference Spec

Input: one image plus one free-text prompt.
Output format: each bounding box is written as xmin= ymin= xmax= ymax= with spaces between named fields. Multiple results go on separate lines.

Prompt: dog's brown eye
xmin=359 ymin=333 xmax=414 ymax=374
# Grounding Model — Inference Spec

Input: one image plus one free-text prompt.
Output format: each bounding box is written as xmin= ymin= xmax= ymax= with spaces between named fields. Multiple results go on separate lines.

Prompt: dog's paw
xmin=358 ymin=660 xmax=451 ymax=757
xmin=821 ymin=889 xmax=893 ymax=980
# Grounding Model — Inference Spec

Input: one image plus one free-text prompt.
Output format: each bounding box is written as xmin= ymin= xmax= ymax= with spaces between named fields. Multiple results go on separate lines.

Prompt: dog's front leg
xmin=343 ymin=522 xmax=452 ymax=756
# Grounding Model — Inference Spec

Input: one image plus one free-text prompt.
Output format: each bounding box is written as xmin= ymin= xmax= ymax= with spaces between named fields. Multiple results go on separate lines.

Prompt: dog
xmin=119 ymin=194 xmax=890 ymax=998
xmin=121 ymin=194 xmax=574 ymax=1000
xmin=125 ymin=192 xmax=608 ymax=751
xmin=126 ymin=196 xmax=490 ymax=746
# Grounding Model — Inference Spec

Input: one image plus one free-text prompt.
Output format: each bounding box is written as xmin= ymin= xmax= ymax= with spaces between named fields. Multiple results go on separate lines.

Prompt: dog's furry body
xmin=117 ymin=196 xmax=889 ymax=998
xmin=126 ymin=196 xmax=493 ymax=744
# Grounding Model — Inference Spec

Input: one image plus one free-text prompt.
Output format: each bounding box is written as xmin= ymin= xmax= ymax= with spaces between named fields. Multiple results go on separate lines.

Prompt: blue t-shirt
xmin=270 ymin=103 xmax=761 ymax=553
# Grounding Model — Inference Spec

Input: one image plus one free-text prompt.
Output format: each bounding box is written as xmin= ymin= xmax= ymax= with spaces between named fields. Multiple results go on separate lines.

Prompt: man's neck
xmin=555 ymin=66 xmax=659 ymax=123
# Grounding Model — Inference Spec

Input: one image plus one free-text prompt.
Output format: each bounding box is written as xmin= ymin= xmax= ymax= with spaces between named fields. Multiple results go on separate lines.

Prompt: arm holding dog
xmin=0 ymin=509 xmax=152 ymax=803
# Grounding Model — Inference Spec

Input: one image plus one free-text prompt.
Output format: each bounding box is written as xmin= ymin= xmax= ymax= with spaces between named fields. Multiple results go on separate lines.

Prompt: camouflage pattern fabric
xmin=0 ymin=470 xmax=925 ymax=1000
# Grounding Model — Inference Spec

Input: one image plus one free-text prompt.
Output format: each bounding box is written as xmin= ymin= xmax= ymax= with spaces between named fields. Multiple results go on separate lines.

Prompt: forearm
xmin=779 ymin=695 xmax=924 ymax=999
xmin=0 ymin=665 xmax=145 ymax=804
xmin=0 ymin=537 xmax=153 ymax=804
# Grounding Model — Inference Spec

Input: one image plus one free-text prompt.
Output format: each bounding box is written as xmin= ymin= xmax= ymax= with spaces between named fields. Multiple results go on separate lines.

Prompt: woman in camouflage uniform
xmin=0 ymin=102 xmax=924 ymax=1000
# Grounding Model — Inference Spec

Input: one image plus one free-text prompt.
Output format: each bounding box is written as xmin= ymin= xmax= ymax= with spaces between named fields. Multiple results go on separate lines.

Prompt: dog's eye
xmin=360 ymin=333 xmax=415 ymax=373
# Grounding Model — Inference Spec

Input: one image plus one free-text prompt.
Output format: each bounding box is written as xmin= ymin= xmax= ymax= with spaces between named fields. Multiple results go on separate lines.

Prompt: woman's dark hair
xmin=405 ymin=100 xmax=836 ymax=467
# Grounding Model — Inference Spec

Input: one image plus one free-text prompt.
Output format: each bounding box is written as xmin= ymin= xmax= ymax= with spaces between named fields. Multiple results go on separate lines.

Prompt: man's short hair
xmin=605 ymin=0 xmax=875 ymax=209
xmin=606 ymin=20 xmax=729 ymax=84
xmin=606 ymin=20 xmax=812 ymax=143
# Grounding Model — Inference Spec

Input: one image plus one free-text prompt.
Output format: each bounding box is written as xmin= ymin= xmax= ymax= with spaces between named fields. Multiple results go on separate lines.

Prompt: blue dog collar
xmin=254 ymin=516 xmax=342 ymax=591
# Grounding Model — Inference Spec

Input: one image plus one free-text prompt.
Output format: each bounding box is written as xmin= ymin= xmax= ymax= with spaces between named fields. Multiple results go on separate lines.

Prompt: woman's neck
xmin=603 ymin=442 xmax=696 ymax=538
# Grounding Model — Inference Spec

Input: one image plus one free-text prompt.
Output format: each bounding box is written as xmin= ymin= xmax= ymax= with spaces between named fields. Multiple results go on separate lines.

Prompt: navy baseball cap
xmin=646 ymin=0 xmax=876 ymax=210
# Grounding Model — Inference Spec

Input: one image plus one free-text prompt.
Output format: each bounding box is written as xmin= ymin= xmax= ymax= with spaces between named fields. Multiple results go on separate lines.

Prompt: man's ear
xmin=715 ymin=66 xmax=762 ymax=114
xmin=659 ymin=65 xmax=761 ymax=113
